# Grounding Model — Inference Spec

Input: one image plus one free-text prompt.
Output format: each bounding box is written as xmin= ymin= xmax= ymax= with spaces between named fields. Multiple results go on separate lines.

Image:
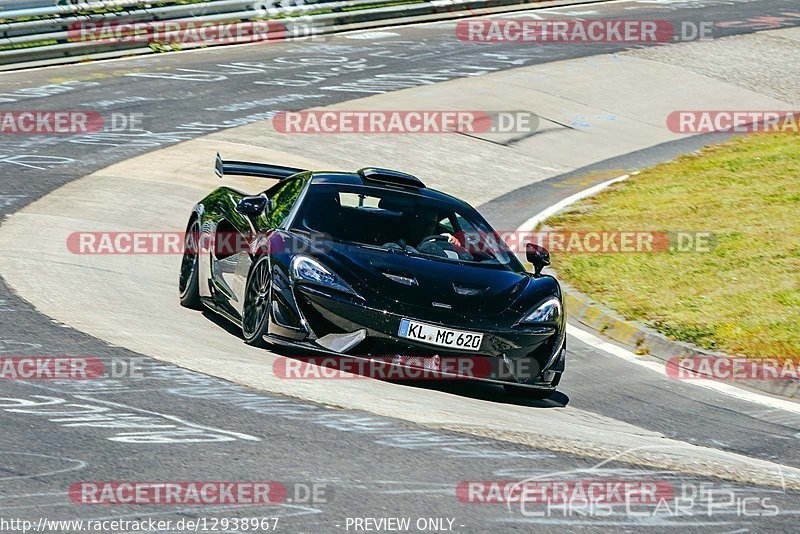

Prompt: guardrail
xmin=0 ymin=0 xmax=553 ymax=69
xmin=0 ymin=0 xmax=608 ymax=71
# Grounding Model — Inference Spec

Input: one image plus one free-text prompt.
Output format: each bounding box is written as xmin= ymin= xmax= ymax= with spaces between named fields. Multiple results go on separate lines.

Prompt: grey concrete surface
xmin=1 ymin=0 xmax=800 ymax=531
xmin=627 ymin=26 xmax=800 ymax=105
xmin=3 ymin=5 xmax=800 ymax=476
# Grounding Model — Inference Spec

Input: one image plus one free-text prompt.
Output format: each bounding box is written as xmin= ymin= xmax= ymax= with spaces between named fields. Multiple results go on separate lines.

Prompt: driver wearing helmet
xmin=412 ymin=209 xmax=461 ymax=248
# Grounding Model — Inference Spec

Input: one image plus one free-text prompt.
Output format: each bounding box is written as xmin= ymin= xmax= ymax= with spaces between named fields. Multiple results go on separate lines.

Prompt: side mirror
xmin=526 ymin=243 xmax=550 ymax=277
xmin=236 ymin=195 xmax=267 ymax=217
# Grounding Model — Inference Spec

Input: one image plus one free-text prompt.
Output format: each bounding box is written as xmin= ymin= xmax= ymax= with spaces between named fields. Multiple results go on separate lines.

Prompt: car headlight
xmin=290 ymin=256 xmax=360 ymax=298
xmin=519 ymin=297 xmax=562 ymax=323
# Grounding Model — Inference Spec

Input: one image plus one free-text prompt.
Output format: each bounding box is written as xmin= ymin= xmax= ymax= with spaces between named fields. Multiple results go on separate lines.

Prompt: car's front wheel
xmin=178 ymin=219 xmax=202 ymax=309
xmin=242 ymin=256 xmax=272 ymax=346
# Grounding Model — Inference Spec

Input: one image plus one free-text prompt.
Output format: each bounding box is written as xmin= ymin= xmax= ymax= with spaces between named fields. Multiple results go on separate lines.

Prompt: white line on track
xmin=569 ymin=325 xmax=800 ymax=415
xmin=518 ymin=173 xmax=800 ymax=414
xmin=517 ymin=173 xmax=631 ymax=232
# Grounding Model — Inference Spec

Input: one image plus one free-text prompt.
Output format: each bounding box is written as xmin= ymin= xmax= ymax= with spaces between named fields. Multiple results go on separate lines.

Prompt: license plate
xmin=398 ymin=319 xmax=483 ymax=351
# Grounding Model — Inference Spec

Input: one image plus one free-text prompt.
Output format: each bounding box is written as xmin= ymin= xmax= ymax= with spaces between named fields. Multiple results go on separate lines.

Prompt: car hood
xmin=322 ymin=242 xmax=531 ymax=316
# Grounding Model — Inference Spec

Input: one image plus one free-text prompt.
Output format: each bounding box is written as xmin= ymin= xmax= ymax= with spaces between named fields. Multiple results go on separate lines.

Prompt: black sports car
xmin=179 ymin=154 xmax=565 ymax=398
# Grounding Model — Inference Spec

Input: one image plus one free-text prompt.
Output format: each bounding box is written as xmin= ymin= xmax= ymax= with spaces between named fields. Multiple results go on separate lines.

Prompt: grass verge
xmin=548 ymin=132 xmax=800 ymax=360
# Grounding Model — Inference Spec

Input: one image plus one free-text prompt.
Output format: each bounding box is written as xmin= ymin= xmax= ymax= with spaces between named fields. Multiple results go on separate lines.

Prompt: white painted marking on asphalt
xmin=0 ymin=452 xmax=86 ymax=482
xmin=0 ymin=394 xmax=261 ymax=443
xmin=0 ymin=154 xmax=75 ymax=170
xmin=0 ymin=195 xmax=26 ymax=209
xmin=73 ymin=395 xmax=262 ymax=442
xmin=570 ymin=325 xmax=800 ymax=415
xmin=0 ymin=492 xmax=64 ymax=501
xmin=344 ymin=31 xmax=401 ymax=39
xmin=0 ymin=502 xmax=72 ymax=512
xmin=0 ymin=340 xmax=42 ymax=350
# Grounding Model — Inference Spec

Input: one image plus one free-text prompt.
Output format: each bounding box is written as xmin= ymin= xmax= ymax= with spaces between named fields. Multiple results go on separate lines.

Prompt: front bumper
xmin=286 ymin=285 xmax=565 ymax=387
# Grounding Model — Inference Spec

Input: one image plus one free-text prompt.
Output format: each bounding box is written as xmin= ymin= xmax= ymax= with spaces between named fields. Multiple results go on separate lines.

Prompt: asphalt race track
xmin=1 ymin=0 xmax=800 ymax=532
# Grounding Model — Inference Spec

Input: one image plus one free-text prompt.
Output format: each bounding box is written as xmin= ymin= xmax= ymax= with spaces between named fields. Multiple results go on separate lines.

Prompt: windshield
xmin=292 ymin=184 xmax=522 ymax=271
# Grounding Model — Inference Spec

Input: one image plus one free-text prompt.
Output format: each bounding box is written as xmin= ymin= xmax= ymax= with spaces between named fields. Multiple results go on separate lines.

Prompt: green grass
xmin=548 ymin=133 xmax=800 ymax=360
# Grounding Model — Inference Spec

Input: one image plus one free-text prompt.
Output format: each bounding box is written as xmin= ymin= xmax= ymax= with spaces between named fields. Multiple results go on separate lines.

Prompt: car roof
xmin=306 ymin=171 xmax=469 ymax=208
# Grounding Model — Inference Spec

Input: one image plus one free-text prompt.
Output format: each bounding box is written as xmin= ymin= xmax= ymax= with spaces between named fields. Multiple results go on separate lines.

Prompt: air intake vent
xmin=358 ymin=168 xmax=425 ymax=188
xmin=383 ymin=272 xmax=418 ymax=286
xmin=453 ymin=284 xmax=488 ymax=296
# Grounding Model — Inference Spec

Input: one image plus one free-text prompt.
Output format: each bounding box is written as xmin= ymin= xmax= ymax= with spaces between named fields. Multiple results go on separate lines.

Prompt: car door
xmin=229 ymin=176 xmax=310 ymax=316
xmin=207 ymin=189 xmax=261 ymax=319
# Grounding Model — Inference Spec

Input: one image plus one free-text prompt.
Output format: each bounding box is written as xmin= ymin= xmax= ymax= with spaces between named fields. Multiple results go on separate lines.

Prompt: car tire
xmin=503 ymin=384 xmax=554 ymax=400
xmin=178 ymin=219 xmax=203 ymax=310
xmin=242 ymin=255 xmax=272 ymax=347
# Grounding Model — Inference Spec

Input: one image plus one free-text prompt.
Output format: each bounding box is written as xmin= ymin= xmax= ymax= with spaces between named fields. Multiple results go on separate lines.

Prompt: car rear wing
xmin=214 ymin=153 xmax=307 ymax=180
